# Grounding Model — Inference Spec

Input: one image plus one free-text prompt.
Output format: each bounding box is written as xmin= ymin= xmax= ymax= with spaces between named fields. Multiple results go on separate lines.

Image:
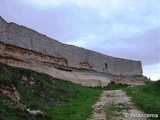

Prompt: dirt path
xmin=87 ymin=90 xmax=147 ymax=120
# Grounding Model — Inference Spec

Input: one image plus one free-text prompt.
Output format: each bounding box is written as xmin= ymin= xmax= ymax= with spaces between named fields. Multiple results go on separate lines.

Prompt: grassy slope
xmin=0 ymin=62 xmax=127 ymax=120
xmin=124 ymin=81 xmax=160 ymax=120
xmin=0 ymin=63 xmax=102 ymax=120
xmin=1 ymin=62 xmax=159 ymax=120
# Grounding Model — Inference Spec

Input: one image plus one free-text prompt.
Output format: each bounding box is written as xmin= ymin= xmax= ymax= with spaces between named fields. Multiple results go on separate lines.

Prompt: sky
xmin=0 ymin=0 xmax=159 ymax=80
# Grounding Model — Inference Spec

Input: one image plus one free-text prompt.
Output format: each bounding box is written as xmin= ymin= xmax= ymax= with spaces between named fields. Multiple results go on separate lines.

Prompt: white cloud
xmin=23 ymin=0 xmax=65 ymax=7
xmin=18 ymin=0 xmax=139 ymax=12
xmin=20 ymin=0 xmax=103 ymax=9
xmin=66 ymin=34 xmax=133 ymax=52
xmin=15 ymin=0 xmax=159 ymax=81
xmin=66 ymin=34 xmax=105 ymax=47
xmin=19 ymin=0 xmax=159 ymax=30
xmin=143 ymin=63 xmax=160 ymax=81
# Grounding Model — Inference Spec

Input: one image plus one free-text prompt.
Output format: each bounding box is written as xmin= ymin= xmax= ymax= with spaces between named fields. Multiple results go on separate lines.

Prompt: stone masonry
xmin=0 ymin=16 xmax=142 ymax=75
xmin=0 ymin=16 xmax=147 ymax=87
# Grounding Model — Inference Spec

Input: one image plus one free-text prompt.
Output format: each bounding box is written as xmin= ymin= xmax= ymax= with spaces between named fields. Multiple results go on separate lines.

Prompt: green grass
xmin=105 ymin=104 xmax=126 ymax=119
xmin=0 ymin=62 xmax=129 ymax=120
xmin=0 ymin=63 xmax=102 ymax=120
xmin=2 ymin=62 xmax=159 ymax=120
xmin=105 ymin=105 xmax=117 ymax=119
xmin=94 ymin=81 xmax=129 ymax=90
xmin=123 ymin=81 xmax=160 ymax=120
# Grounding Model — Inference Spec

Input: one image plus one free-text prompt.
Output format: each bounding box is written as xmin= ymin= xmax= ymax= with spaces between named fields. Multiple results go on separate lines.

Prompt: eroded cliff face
xmin=0 ymin=16 xmax=143 ymax=76
xmin=112 ymin=75 xmax=147 ymax=87
xmin=0 ymin=42 xmax=148 ymax=87
xmin=0 ymin=42 xmax=112 ymax=87
xmin=0 ymin=42 xmax=68 ymax=66
xmin=0 ymin=16 xmax=148 ymax=87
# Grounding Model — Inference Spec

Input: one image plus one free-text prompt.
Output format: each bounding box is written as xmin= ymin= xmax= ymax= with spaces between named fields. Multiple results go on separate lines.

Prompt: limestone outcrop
xmin=0 ymin=16 xmax=148 ymax=87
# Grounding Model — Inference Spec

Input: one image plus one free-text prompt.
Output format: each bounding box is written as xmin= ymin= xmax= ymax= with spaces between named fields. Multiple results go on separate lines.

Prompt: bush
xmin=155 ymin=79 xmax=160 ymax=86
xmin=0 ymin=74 xmax=12 ymax=85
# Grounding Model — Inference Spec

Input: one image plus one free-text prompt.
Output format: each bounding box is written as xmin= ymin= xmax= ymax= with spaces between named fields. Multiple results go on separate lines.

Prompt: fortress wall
xmin=0 ymin=17 xmax=142 ymax=76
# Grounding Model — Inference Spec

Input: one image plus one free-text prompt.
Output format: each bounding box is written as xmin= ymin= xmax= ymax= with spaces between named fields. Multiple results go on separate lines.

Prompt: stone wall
xmin=0 ymin=16 xmax=142 ymax=76
xmin=0 ymin=42 xmax=68 ymax=66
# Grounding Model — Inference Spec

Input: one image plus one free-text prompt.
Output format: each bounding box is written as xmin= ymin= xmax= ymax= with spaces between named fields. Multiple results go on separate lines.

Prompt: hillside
xmin=124 ymin=81 xmax=160 ymax=120
xmin=0 ymin=62 xmax=159 ymax=120
xmin=0 ymin=62 xmax=102 ymax=120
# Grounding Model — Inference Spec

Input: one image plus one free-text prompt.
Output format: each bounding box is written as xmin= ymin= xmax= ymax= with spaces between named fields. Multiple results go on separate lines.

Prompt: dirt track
xmin=87 ymin=90 xmax=146 ymax=120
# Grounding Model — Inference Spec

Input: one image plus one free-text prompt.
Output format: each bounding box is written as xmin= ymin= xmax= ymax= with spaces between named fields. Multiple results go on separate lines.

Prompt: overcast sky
xmin=0 ymin=0 xmax=159 ymax=80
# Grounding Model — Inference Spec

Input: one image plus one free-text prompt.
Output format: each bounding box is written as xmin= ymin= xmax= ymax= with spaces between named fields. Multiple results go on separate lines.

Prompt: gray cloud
xmin=97 ymin=28 xmax=160 ymax=65
xmin=0 ymin=0 xmax=159 ymax=80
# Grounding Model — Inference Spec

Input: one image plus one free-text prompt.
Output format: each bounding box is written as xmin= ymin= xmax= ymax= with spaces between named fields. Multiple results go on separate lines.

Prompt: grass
xmin=1 ymin=62 xmax=159 ymax=120
xmin=0 ymin=62 xmax=130 ymax=120
xmin=105 ymin=105 xmax=117 ymax=119
xmin=105 ymin=104 xmax=126 ymax=119
xmin=0 ymin=62 xmax=101 ymax=120
xmin=123 ymin=81 xmax=160 ymax=120
xmin=94 ymin=81 xmax=129 ymax=90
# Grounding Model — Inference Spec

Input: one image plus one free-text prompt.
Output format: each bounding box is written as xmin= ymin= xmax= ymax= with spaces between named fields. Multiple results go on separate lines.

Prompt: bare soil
xmin=87 ymin=90 xmax=147 ymax=120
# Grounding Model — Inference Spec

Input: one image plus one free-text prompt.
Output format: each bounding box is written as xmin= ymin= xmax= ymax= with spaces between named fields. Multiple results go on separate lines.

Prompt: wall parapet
xmin=0 ymin=16 xmax=143 ymax=76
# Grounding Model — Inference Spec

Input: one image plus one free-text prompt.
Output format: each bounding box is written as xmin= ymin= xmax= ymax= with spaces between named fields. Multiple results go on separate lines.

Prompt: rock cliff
xmin=0 ymin=16 xmax=148 ymax=87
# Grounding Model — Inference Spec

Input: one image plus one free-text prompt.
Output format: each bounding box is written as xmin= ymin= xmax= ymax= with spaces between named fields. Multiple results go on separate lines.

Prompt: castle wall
xmin=0 ymin=17 xmax=142 ymax=76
